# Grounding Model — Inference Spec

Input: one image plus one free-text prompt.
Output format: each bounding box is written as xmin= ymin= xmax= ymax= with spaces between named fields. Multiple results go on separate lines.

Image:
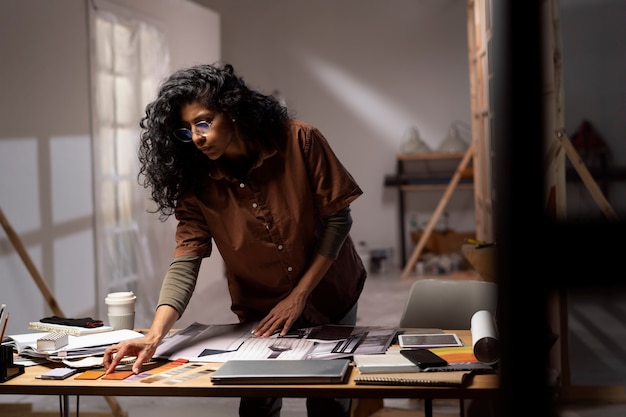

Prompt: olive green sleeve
xmin=317 ymin=205 xmax=353 ymax=260
xmin=157 ymin=255 xmax=202 ymax=318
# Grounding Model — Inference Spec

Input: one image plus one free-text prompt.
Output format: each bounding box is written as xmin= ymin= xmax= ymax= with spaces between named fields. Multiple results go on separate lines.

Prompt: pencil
xmin=0 ymin=312 xmax=8 ymax=341
xmin=0 ymin=304 xmax=8 ymax=341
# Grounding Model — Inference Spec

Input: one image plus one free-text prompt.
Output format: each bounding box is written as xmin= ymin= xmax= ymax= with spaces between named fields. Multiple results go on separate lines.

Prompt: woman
xmin=103 ymin=63 xmax=366 ymax=417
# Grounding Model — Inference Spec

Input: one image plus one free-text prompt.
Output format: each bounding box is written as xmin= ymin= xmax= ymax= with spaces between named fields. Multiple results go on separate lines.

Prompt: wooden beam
xmin=400 ymin=142 xmax=476 ymax=280
xmin=555 ymin=130 xmax=619 ymax=221
xmin=0 ymin=207 xmax=64 ymax=317
xmin=0 ymin=207 xmax=127 ymax=417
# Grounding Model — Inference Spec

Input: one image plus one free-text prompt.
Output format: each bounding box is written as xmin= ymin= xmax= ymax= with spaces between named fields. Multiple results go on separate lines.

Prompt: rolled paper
xmin=471 ymin=310 xmax=500 ymax=365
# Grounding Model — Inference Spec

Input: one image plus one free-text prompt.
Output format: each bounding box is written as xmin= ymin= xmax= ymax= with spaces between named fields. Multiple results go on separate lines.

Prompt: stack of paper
xmin=353 ymin=346 xmax=420 ymax=374
xmin=4 ymin=329 xmax=143 ymax=362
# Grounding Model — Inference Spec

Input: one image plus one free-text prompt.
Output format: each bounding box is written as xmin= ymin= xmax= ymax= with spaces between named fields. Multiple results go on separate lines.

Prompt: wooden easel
xmin=400 ymin=140 xmax=476 ymax=280
xmin=546 ymin=129 xmax=618 ymax=221
xmin=545 ymin=128 xmax=618 ymax=392
xmin=0 ymin=207 xmax=127 ymax=417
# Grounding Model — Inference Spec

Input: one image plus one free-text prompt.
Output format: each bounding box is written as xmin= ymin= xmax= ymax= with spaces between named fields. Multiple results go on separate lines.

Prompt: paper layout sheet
xmin=153 ymin=322 xmax=397 ymax=362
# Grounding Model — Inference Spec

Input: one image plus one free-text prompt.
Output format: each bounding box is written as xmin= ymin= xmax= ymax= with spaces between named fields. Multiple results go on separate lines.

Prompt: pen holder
xmin=0 ymin=344 xmax=24 ymax=382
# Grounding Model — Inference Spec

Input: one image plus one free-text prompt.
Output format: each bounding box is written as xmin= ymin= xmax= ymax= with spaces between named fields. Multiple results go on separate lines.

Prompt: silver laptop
xmin=210 ymin=359 xmax=351 ymax=384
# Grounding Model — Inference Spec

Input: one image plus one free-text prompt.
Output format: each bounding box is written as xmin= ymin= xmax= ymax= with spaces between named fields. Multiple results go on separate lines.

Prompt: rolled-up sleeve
xmin=157 ymin=255 xmax=202 ymax=317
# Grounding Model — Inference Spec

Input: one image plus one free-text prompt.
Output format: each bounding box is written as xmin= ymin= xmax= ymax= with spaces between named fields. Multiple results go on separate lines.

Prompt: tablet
xmin=398 ymin=333 xmax=463 ymax=348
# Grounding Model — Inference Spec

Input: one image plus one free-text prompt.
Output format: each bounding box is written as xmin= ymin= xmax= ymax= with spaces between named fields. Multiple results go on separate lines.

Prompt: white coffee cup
xmin=105 ymin=291 xmax=137 ymax=330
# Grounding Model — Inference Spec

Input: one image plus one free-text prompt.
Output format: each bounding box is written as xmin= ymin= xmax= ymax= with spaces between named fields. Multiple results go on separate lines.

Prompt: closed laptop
xmin=210 ymin=359 xmax=351 ymax=384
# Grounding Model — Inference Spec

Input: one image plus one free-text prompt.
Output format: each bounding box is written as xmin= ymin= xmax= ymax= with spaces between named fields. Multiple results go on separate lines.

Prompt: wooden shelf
xmin=385 ymin=174 xmax=473 ymax=187
xmin=396 ymin=152 xmax=467 ymax=161
xmin=399 ymin=183 xmax=473 ymax=192
xmin=386 ymin=150 xmax=474 ymax=268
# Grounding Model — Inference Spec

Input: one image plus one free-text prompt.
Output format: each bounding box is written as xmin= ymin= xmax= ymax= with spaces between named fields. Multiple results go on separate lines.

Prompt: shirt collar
xmin=207 ymin=145 xmax=278 ymax=180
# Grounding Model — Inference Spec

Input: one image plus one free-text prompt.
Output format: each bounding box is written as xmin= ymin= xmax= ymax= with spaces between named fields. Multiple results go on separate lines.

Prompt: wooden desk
xmin=0 ymin=330 xmax=499 ymax=417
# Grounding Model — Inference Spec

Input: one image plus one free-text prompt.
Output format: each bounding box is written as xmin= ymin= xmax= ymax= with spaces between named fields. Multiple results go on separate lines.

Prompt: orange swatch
xmin=75 ymin=370 xmax=106 ymax=380
xmin=430 ymin=346 xmax=479 ymax=363
xmin=102 ymin=370 xmax=135 ymax=380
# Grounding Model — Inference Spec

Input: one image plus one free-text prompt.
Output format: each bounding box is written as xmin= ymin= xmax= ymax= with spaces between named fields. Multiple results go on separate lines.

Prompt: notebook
xmin=354 ymin=370 xmax=472 ymax=386
xmin=210 ymin=359 xmax=351 ymax=384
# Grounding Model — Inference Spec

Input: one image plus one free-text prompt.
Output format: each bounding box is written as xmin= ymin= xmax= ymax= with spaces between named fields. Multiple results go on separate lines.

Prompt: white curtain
xmin=89 ymin=3 xmax=171 ymax=328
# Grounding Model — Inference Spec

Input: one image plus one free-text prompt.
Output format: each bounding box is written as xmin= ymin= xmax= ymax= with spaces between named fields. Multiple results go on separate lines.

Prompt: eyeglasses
xmin=173 ymin=120 xmax=213 ymax=142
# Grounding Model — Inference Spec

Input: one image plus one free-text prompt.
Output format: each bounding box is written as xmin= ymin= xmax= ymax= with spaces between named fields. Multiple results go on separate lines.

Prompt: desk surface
xmin=0 ymin=330 xmax=499 ymax=400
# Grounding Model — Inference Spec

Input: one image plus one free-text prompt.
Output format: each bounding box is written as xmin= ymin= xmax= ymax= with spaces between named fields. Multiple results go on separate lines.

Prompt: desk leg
xmin=424 ymin=399 xmax=433 ymax=417
xmin=61 ymin=395 xmax=70 ymax=417
xmin=351 ymin=398 xmax=384 ymax=417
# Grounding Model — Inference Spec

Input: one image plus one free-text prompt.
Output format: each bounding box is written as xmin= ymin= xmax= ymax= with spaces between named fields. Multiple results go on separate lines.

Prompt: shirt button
xmin=277 ymin=245 xmax=283 ymax=250
xmin=252 ymin=203 xmax=258 ymax=209
xmin=239 ymin=182 xmax=245 ymax=188
xmin=287 ymin=266 xmax=293 ymax=272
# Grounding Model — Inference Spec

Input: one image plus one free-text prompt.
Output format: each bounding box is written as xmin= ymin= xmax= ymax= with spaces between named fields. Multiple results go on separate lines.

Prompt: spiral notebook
xmin=28 ymin=321 xmax=113 ymax=336
xmin=353 ymin=370 xmax=472 ymax=386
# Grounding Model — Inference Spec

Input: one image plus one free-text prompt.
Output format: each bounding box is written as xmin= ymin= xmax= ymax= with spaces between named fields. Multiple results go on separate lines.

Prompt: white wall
xmin=0 ymin=0 xmax=221 ymax=336
xmin=196 ymin=0 xmax=476 ymax=266
xmin=0 ymin=0 xmax=95 ymax=337
xmin=194 ymin=0 xmax=626 ymax=251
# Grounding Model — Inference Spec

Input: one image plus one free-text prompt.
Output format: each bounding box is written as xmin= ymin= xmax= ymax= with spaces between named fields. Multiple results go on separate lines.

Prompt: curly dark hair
xmin=137 ymin=63 xmax=290 ymax=221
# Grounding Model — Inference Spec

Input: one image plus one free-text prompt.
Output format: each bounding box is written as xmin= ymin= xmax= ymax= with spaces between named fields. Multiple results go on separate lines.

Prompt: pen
xmin=465 ymin=238 xmax=496 ymax=249
xmin=465 ymin=238 xmax=486 ymax=246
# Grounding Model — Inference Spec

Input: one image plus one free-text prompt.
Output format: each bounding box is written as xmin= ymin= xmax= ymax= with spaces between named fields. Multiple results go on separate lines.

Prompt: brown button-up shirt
xmin=173 ymin=120 xmax=366 ymax=324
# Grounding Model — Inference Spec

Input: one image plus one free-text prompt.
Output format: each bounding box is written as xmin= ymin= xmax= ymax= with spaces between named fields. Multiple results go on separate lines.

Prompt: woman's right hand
xmin=103 ymin=305 xmax=179 ymax=374
xmin=103 ymin=335 xmax=161 ymax=375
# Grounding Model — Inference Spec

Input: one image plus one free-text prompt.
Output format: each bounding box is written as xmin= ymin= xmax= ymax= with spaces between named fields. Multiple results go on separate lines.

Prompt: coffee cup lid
xmin=105 ymin=291 xmax=137 ymax=304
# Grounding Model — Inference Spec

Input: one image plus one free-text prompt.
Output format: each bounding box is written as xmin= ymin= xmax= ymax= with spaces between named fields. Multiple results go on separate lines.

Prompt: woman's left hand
xmin=253 ymin=254 xmax=332 ymax=337
xmin=252 ymin=293 xmax=305 ymax=337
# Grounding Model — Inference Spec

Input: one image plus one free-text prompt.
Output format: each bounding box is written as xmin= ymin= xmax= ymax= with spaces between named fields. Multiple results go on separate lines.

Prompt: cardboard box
xmin=410 ymin=230 xmax=475 ymax=255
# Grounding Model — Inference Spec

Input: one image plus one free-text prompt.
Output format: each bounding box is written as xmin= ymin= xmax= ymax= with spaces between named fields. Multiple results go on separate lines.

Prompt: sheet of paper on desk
xmin=302 ymin=326 xmax=397 ymax=360
xmin=153 ymin=322 xmax=398 ymax=362
xmin=202 ymin=336 xmax=320 ymax=361
xmin=3 ymin=333 xmax=43 ymax=356
xmin=154 ymin=322 xmax=255 ymax=360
